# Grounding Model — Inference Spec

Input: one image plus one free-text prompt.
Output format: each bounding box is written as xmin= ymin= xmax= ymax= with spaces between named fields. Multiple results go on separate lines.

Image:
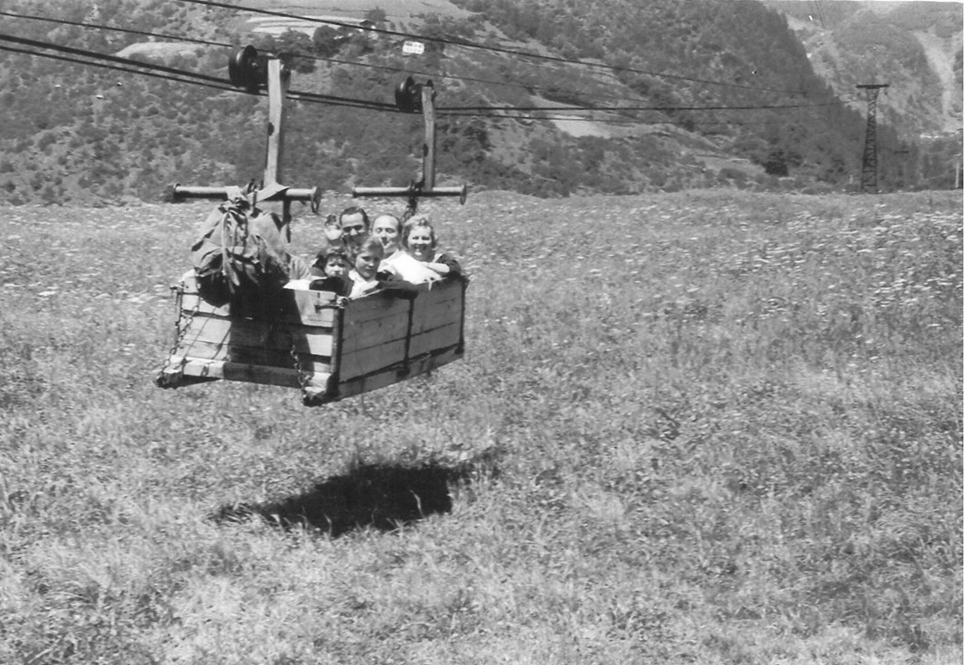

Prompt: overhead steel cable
xmin=0 ymin=43 xmax=802 ymax=128
xmin=4 ymin=6 xmax=765 ymax=109
xmin=293 ymin=52 xmax=662 ymax=107
xmin=2 ymin=31 xmax=851 ymax=120
xmin=0 ymin=35 xmax=400 ymax=113
xmin=0 ymin=42 xmax=236 ymax=91
xmin=2 ymin=31 xmax=858 ymax=125
xmin=0 ymin=46 xmax=760 ymax=132
xmin=0 ymin=32 xmax=231 ymax=86
xmin=179 ymin=0 xmax=811 ymax=97
xmin=436 ymin=111 xmax=724 ymax=126
xmin=0 ymin=9 xmax=230 ymax=50
xmin=0 ymin=9 xmax=426 ymax=96
xmin=0 ymin=8 xmax=666 ymax=108
xmin=287 ymin=89 xmax=399 ymax=112
xmin=443 ymin=112 xmax=841 ymax=126
xmin=4 ymin=7 xmax=851 ymax=118
xmin=3 ymin=42 xmax=862 ymax=153
xmin=439 ymin=100 xmax=851 ymax=113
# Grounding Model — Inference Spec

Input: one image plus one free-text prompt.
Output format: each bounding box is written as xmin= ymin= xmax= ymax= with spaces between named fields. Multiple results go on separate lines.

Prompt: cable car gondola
xmin=155 ymin=48 xmax=467 ymax=405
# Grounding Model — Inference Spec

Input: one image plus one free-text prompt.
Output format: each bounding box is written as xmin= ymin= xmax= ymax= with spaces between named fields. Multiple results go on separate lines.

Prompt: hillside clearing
xmin=235 ymin=0 xmax=472 ymax=20
xmin=115 ymin=42 xmax=204 ymax=59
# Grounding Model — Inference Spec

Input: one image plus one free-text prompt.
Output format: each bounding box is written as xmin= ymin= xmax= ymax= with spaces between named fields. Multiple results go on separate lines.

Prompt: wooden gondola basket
xmin=158 ymin=50 xmax=468 ymax=405
xmin=157 ymin=272 xmax=467 ymax=405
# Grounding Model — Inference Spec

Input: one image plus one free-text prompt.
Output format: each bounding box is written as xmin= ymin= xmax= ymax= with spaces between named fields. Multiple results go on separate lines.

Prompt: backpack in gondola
xmin=191 ymin=193 xmax=291 ymax=314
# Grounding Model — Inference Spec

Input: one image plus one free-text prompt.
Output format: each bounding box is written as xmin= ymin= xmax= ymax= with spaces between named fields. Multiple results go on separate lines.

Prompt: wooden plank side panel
xmin=337 ymin=321 xmax=463 ymax=382
xmin=175 ymin=340 xmax=330 ymax=373
xmin=412 ymin=278 xmax=462 ymax=309
xmin=338 ymin=338 xmax=407 ymax=380
xmin=234 ymin=322 xmax=334 ymax=357
xmin=341 ymin=308 xmax=411 ymax=355
xmin=164 ymin=274 xmax=464 ymax=402
xmin=337 ymin=278 xmax=463 ymax=357
xmin=330 ymin=345 xmax=462 ymax=403
xmin=338 ymin=288 xmax=462 ymax=354
xmin=173 ymin=357 xmax=331 ymax=393
xmin=409 ymin=322 xmax=461 ymax=357
xmin=342 ymin=291 xmax=413 ymax=327
xmin=176 ymin=314 xmax=230 ymax=360
xmin=180 ymin=292 xmax=340 ymax=328
xmin=179 ymin=292 xmax=232 ymax=318
xmin=339 ymin=279 xmax=462 ymax=329
xmin=177 ymin=268 xmax=343 ymax=328
xmin=411 ymin=291 xmax=462 ymax=335
xmin=174 ymin=339 xmax=228 ymax=362
xmin=228 ymin=346 xmax=330 ymax=373
xmin=335 ymin=279 xmax=465 ymax=382
xmin=180 ymin=315 xmax=334 ymax=357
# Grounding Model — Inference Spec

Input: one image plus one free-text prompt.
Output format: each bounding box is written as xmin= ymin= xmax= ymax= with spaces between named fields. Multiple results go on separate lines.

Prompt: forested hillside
xmin=457 ymin=0 xmax=886 ymax=186
xmin=0 ymin=0 xmax=942 ymax=206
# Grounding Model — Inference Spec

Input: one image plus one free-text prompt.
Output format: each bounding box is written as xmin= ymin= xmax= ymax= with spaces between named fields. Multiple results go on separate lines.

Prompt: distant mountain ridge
xmin=0 ymin=0 xmax=958 ymax=207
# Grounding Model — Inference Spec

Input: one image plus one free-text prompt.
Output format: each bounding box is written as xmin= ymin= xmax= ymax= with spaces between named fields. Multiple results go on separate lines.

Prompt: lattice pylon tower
xmin=857 ymin=83 xmax=889 ymax=193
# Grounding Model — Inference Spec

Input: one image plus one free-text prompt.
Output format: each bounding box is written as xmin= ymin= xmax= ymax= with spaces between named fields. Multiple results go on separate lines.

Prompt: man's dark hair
xmin=339 ymin=206 xmax=370 ymax=229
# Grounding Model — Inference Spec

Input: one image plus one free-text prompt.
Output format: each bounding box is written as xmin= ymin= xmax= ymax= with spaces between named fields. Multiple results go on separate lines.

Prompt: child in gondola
xmin=310 ymin=246 xmax=351 ymax=279
xmin=310 ymin=239 xmax=417 ymax=299
xmin=347 ymin=238 xmax=385 ymax=298
xmin=308 ymin=245 xmax=356 ymax=295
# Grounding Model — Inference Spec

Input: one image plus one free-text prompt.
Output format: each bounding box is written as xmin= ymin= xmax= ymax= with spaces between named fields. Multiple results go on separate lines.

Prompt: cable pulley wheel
xmin=395 ymin=77 xmax=422 ymax=113
xmin=228 ymin=45 xmax=266 ymax=92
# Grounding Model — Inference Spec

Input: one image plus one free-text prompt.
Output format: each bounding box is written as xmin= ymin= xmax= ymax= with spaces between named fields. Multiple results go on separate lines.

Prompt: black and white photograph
xmin=1 ymin=0 xmax=961 ymax=662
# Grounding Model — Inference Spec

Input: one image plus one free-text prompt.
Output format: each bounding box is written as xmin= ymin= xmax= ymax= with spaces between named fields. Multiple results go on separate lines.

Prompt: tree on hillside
xmin=312 ymin=26 xmax=343 ymax=58
xmin=364 ymin=7 xmax=387 ymax=25
xmin=264 ymin=31 xmax=316 ymax=74
xmin=344 ymin=32 xmax=374 ymax=58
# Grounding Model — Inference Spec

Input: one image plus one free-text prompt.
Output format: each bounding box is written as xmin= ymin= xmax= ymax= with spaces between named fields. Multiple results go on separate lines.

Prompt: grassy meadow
xmin=0 ymin=189 xmax=961 ymax=664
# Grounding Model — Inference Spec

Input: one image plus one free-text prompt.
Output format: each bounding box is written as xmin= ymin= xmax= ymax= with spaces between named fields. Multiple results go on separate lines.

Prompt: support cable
xmin=179 ymin=0 xmax=812 ymax=96
xmin=0 ymin=8 xmax=810 ymax=109
xmin=1 ymin=32 xmax=852 ymax=118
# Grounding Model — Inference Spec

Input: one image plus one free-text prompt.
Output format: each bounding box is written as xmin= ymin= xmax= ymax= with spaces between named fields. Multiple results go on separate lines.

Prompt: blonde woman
xmin=402 ymin=215 xmax=462 ymax=278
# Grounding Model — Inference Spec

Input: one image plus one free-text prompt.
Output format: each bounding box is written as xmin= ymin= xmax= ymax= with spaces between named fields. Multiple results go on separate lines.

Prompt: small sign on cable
xmin=402 ymin=41 xmax=425 ymax=55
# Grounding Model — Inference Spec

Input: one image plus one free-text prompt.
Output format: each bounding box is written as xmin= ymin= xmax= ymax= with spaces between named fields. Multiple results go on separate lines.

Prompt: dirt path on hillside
xmin=237 ymin=0 xmax=471 ymax=18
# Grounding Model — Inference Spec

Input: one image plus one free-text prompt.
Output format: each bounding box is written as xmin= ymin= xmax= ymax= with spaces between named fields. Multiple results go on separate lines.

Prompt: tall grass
xmin=1 ymin=190 xmax=960 ymax=664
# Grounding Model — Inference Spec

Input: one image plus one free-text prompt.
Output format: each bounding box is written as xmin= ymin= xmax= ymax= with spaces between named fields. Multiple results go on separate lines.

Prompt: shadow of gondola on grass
xmin=213 ymin=453 xmax=498 ymax=537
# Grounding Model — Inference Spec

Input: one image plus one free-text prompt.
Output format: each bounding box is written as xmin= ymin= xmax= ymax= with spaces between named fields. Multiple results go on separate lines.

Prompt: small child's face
xmin=325 ymin=256 xmax=349 ymax=277
xmin=354 ymin=250 xmax=380 ymax=280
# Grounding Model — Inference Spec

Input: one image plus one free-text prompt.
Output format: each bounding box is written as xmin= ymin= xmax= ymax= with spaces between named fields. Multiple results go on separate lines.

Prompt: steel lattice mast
xmin=857 ymin=83 xmax=889 ymax=193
